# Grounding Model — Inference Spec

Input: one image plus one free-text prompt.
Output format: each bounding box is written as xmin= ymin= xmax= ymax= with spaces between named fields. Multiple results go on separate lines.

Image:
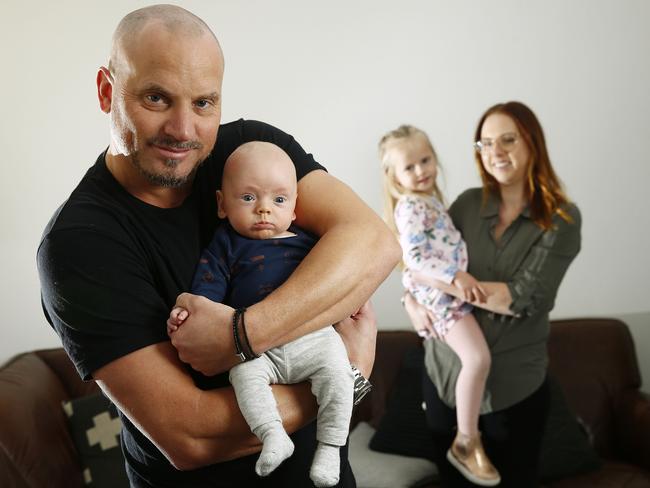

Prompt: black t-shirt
xmin=37 ymin=119 xmax=355 ymax=487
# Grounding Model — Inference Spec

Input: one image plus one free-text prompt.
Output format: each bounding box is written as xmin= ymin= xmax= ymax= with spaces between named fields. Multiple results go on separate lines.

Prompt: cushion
xmin=369 ymin=347 xmax=434 ymax=460
xmin=349 ymin=421 xmax=438 ymax=488
xmin=538 ymin=376 xmax=602 ymax=481
xmin=62 ymin=392 xmax=129 ymax=487
xmin=368 ymin=346 xmax=600 ymax=481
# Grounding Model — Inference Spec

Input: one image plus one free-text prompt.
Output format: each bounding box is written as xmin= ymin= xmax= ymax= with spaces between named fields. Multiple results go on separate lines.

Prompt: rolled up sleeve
xmin=508 ymin=206 xmax=582 ymax=317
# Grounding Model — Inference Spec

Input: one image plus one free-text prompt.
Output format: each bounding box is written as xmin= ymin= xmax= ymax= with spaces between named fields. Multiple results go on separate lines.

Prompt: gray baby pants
xmin=229 ymin=326 xmax=354 ymax=446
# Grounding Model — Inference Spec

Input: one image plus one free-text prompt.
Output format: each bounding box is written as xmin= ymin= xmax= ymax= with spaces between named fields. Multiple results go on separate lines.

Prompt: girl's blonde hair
xmin=378 ymin=124 xmax=444 ymax=234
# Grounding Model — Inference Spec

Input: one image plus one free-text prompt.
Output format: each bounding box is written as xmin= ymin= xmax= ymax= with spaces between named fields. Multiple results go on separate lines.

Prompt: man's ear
xmin=216 ymin=190 xmax=227 ymax=218
xmin=97 ymin=67 xmax=113 ymax=114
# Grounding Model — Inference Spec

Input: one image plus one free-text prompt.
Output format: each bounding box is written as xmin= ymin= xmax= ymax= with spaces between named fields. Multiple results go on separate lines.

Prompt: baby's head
xmin=218 ymin=141 xmax=297 ymax=239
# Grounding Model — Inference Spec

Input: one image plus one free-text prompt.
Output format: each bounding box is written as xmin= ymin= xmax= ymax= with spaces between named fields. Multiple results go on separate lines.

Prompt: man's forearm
xmin=183 ymin=382 xmax=318 ymax=468
xmin=95 ymin=342 xmax=318 ymax=470
xmin=251 ymin=223 xmax=393 ymax=349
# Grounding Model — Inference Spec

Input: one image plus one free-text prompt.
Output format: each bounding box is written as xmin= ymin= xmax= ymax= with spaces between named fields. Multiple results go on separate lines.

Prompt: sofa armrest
xmin=615 ymin=389 xmax=650 ymax=470
xmin=0 ymin=351 xmax=85 ymax=488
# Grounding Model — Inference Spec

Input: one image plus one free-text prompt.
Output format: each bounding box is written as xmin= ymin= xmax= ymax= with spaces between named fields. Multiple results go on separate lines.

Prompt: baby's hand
xmin=167 ymin=307 xmax=189 ymax=336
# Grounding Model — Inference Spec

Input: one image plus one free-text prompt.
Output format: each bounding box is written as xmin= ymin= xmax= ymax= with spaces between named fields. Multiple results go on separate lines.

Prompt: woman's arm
xmin=410 ymin=205 xmax=582 ymax=318
xmin=409 ymin=271 xmax=514 ymax=315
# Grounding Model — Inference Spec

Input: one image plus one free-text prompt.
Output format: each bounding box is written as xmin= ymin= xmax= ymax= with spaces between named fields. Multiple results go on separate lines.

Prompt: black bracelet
xmin=239 ymin=308 xmax=260 ymax=359
xmin=232 ymin=308 xmax=247 ymax=363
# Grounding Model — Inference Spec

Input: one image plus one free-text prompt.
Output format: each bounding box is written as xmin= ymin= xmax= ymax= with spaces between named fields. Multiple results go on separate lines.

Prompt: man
xmin=37 ymin=4 xmax=400 ymax=488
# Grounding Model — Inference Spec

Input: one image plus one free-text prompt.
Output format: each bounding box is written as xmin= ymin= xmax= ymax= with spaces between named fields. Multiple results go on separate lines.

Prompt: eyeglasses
xmin=473 ymin=132 xmax=519 ymax=153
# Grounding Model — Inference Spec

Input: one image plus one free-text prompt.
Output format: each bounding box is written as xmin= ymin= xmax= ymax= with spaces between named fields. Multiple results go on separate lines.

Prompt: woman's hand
xmin=403 ymin=292 xmax=438 ymax=339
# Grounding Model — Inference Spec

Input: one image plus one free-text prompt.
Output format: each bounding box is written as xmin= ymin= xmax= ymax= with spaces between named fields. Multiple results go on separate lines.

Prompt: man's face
xmin=217 ymin=146 xmax=297 ymax=240
xmin=106 ymin=25 xmax=224 ymax=188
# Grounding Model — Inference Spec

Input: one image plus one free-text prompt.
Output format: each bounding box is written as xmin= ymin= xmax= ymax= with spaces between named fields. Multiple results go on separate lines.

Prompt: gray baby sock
xmin=310 ymin=442 xmax=340 ymax=487
xmin=253 ymin=421 xmax=295 ymax=477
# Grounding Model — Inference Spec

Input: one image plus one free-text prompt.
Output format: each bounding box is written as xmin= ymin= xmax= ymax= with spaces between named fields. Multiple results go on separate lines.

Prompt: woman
xmin=403 ymin=101 xmax=581 ymax=487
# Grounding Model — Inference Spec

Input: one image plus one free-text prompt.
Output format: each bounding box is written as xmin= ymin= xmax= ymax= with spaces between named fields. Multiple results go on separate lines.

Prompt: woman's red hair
xmin=474 ymin=101 xmax=572 ymax=230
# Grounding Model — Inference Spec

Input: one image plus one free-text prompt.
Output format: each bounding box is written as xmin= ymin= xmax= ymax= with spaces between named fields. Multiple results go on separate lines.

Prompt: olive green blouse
xmin=424 ymin=188 xmax=581 ymax=413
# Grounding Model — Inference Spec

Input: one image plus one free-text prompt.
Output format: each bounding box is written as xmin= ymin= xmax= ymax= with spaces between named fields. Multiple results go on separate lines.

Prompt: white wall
xmin=2 ymin=1 xmax=649 ymax=389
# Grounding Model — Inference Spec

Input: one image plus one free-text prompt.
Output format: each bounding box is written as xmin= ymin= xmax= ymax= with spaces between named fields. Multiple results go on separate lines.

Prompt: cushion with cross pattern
xmin=62 ymin=392 xmax=129 ymax=487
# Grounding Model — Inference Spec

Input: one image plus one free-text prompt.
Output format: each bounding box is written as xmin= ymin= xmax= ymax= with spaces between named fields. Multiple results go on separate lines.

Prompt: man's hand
xmin=168 ymin=293 xmax=236 ymax=376
xmin=333 ymin=301 xmax=377 ymax=377
xmin=452 ymin=270 xmax=488 ymax=303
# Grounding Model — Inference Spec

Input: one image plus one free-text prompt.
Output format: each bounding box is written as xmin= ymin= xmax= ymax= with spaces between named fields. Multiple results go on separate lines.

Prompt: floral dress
xmin=395 ymin=194 xmax=472 ymax=337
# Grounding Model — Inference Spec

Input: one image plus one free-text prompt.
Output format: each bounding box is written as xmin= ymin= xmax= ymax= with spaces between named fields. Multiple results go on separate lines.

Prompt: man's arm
xmin=94 ymin=341 xmax=318 ymax=471
xmin=171 ymin=170 xmax=400 ymax=375
xmin=96 ymin=301 xmax=378 ymax=470
xmin=253 ymin=171 xmax=397 ymax=346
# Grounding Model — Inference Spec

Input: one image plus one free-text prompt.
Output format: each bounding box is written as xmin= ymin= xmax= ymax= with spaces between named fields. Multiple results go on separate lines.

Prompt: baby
xmin=168 ymin=141 xmax=355 ymax=487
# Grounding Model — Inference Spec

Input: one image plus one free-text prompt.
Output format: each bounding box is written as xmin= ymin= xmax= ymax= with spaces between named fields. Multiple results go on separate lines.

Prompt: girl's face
xmin=478 ymin=113 xmax=531 ymax=190
xmin=388 ymin=135 xmax=438 ymax=194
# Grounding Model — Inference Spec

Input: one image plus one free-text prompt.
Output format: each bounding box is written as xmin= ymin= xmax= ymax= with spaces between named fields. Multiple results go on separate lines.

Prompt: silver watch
xmin=351 ymin=364 xmax=372 ymax=406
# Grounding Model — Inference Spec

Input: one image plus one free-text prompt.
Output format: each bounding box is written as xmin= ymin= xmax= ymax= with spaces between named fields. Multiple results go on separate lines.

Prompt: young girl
xmin=379 ymin=125 xmax=500 ymax=487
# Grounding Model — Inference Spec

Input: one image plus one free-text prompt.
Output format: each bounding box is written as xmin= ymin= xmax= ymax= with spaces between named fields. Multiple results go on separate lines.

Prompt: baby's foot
xmin=310 ymin=442 xmax=340 ymax=487
xmin=254 ymin=427 xmax=294 ymax=477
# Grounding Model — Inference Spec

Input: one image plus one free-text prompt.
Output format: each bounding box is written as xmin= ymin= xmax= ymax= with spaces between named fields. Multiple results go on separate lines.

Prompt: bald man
xmin=38 ymin=4 xmax=399 ymax=488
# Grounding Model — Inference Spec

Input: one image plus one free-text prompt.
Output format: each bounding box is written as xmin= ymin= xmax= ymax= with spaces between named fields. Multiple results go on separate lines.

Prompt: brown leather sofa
xmin=352 ymin=318 xmax=650 ymax=487
xmin=1 ymin=318 xmax=650 ymax=487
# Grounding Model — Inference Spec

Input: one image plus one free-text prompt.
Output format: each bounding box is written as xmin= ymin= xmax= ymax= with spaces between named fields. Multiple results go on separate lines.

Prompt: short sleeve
xmin=38 ymin=228 xmax=169 ymax=380
xmin=239 ymin=120 xmax=326 ymax=180
xmin=508 ymin=206 xmax=582 ymax=316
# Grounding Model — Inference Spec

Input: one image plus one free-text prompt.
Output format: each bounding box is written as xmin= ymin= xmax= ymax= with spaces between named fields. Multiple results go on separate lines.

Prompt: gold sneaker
xmin=446 ymin=431 xmax=501 ymax=486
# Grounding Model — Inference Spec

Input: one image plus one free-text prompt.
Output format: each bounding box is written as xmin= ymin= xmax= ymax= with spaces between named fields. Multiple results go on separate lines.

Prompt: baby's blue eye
xmin=275 ymin=196 xmax=287 ymax=204
xmin=241 ymin=194 xmax=254 ymax=202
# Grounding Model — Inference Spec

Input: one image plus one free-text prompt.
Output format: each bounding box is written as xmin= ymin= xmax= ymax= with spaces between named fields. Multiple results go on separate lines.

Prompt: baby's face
xmin=218 ymin=143 xmax=297 ymax=239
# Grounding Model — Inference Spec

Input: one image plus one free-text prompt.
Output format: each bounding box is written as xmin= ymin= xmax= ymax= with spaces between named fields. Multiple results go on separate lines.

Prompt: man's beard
xmin=130 ymin=137 xmax=208 ymax=188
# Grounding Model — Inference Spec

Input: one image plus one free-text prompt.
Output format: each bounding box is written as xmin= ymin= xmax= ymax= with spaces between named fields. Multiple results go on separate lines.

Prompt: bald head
xmin=109 ymin=4 xmax=223 ymax=77
xmin=223 ymin=142 xmax=297 ymax=191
